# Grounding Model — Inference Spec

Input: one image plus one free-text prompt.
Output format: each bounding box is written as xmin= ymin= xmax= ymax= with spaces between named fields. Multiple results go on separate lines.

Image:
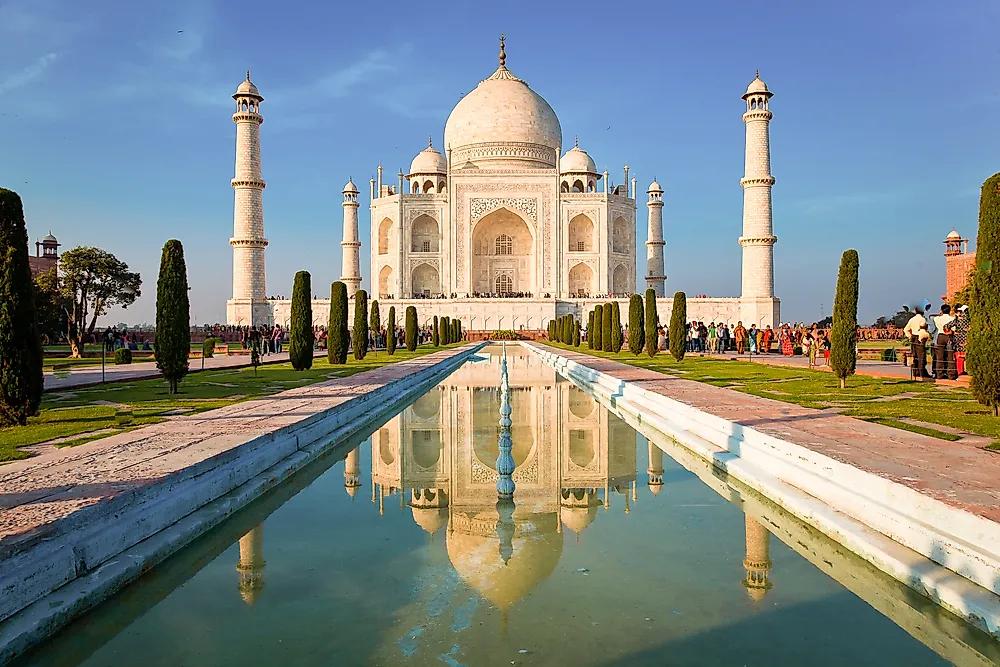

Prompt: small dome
xmin=345 ymin=484 xmax=359 ymax=498
xmin=411 ymin=506 xmax=448 ymax=535
xmin=946 ymin=229 xmax=961 ymax=240
xmin=648 ymin=482 xmax=663 ymax=495
xmin=744 ymin=70 xmax=771 ymax=97
xmin=409 ymin=139 xmax=448 ymax=175
xmin=561 ymin=504 xmax=598 ymax=534
xmin=560 ymin=142 xmax=597 ymax=174
xmin=42 ymin=232 xmax=58 ymax=243
xmin=343 ymin=178 xmax=359 ymax=194
xmin=647 ymin=179 xmax=663 ymax=193
xmin=235 ymin=71 xmax=262 ymax=98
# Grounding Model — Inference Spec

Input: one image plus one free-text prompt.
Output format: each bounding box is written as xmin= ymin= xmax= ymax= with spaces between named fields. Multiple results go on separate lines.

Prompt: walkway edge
xmin=524 ymin=343 xmax=1000 ymax=638
xmin=0 ymin=344 xmax=485 ymax=663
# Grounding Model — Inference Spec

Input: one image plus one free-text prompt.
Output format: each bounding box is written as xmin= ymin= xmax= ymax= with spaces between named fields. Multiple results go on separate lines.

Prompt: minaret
xmin=344 ymin=446 xmax=361 ymax=498
xmin=228 ymin=71 xmax=268 ymax=326
xmin=237 ymin=524 xmax=266 ymax=606
xmin=646 ymin=441 xmax=664 ymax=495
xmin=739 ymin=70 xmax=777 ymax=301
xmin=743 ymin=515 xmax=773 ymax=604
xmin=645 ymin=180 xmax=666 ymax=296
xmin=340 ymin=179 xmax=362 ymax=298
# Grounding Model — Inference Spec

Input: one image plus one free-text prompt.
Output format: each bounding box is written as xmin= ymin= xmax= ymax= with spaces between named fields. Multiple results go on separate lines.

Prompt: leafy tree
xmin=432 ymin=315 xmax=440 ymax=347
xmin=669 ymin=292 xmax=687 ymax=361
xmin=326 ymin=281 xmax=348 ymax=365
xmin=56 ymin=246 xmax=142 ymax=357
xmin=154 ymin=240 xmax=190 ymax=393
xmin=968 ymin=173 xmax=1000 ymax=415
xmin=645 ymin=288 xmax=659 ymax=358
xmin=628 ymin=294 xmax=645 ymax=356
xmin=573 ymin=320 xmax=581 ymax=347
xmin=602 ymin=302 xmax=613 ymax=352
xmin=405 ymin=306 xmax=418 ymax=351
xmin=33 ymin=267 xmax=66 ymax=344
xmin=387 ymin=306 xmax=397 ymax=355
xmin=587 ymin=310 xmax=595 ymax=349
xmin=0 ymin=188 xmax=43 ymax=425
xmin=353 ymin=289 xmax=369 ymax=360
xmin=830 ymin=249 xmax=860 ymax=389
xmin=593 ymin=305 xmax=603 ymax=350
xmin=289 ymin=272 xmax=315 ymax=370
xmin=369 ymin=300 xmax=380 ymax=353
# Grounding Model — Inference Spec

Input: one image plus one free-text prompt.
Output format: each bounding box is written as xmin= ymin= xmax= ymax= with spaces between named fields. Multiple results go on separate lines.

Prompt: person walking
xmin=734 ymin=321 xmax=747 ymax=355
xmin=708 ymin=322 xmax=718 ymax=354
xmin=902 ymin=307 xmax=931 ymax=379
xmin=748 ymin=324 xmax=758 ymax=354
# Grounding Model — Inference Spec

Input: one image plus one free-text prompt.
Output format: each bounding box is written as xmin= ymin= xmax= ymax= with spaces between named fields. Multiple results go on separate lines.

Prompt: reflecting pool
xmin=14 ymin=345 xmax=1000 ymax=667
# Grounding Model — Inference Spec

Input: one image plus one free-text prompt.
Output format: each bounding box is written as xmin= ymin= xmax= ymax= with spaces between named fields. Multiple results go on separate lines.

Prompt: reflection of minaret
xmin=237 ymin=524 xmax=266 ymax=606
xmin=344 ymin=447 xmax=361 ymax=499
xmin=743 ymin=515 xmax=773 ymax=603
xmin=646 ymin=442 xmax=664 ymax=496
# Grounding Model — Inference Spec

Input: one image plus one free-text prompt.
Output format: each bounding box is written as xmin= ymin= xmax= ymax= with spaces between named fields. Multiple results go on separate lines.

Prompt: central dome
xmin=444 ymin=45 xmax=562 ymax=168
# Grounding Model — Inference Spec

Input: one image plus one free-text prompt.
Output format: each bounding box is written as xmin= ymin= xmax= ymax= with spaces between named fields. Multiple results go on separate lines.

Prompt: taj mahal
xmin=226 ymin=37 xmax=780 ymax=330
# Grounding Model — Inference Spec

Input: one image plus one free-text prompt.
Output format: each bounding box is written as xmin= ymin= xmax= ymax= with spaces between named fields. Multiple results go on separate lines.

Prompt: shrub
xmin=881 ymin=348 xmax=897 ymax=362
xmin=405 ymin=306 xmax=417 ymax=351
xmin=202 ymin=337 xmax=219 ymax=358
xmin=669 ymin=292 xmax=687 ymax=362
xmin=327 ymin=281 xmax=348 ymax=365
xmin=155 ymin=240 xmax=191 ymax=393
xmin=593 ymin=305 xmax=604 ymax=350
xmin=968 ymin=172 xmax=1000 ymax=416
xmin=114 ymin=348 xmax=132 ymax=365
xmin=289 ymin=272 xmax=314 ymax=370
xmin=432 ymin=315 xmax=440 ymax=347
xmin=387 ymin=306 xmax=397 ymax=355
xmin=628 ymin=294 xmax=645 ymax=356
xmin=830 ymin=250 xmax=860 ymax=389
xmin=0 ymin=188 xmax=43 ymax=424
xmin=491 ymin=329 xmax=518 ymax=340
xmin=645 ymin=288 xmax=658 ymax=358
xmin=352 ymin=289 xmax=369 ymax=360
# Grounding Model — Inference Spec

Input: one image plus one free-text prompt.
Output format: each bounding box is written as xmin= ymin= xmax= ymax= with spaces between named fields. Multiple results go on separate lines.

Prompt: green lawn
xmin=1 ymin=344 xmax=461 ymax=462
xmin=543 ymin=342 xmax=1000 ymax=448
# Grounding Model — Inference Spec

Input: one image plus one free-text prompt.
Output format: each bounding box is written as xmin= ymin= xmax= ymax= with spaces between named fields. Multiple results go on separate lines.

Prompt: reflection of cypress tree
xmin=405 ymin=306 xmax=417 ymax=351
xmin=670 ymin=291 xmax=687 ymax=361
xmin=628 ymin=294 xmax=645 ymax=356
xmin=0 ymin=188 xmax=43 ymax=424
xmin=387 ymin=306 xmax=396 ymax=355
xmin=830 ymin=250 xmax=859 ymax=389
xmin=352 ymin=289 xmax=369 ymax=360
xmin=432 ymin=315 xmax=440 ymax=347
xmin=593 ymin=305 xmax=604 ymax=350
xmin=602 ymin=302 xmax=613 ymax=352
xmin=645 ymin=288 xmax=658 ymax=358
xmin=155 ymin=240 xmax=191 ymax=393
xmin=327 ymin=281 xmax=348 ymax=365
xmin=968 ymin=173 xmax=1000 ymax=415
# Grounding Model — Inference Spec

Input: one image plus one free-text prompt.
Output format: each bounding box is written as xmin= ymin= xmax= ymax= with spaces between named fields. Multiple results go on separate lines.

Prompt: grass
xmin=1 ymin=343 xmax=462 ymax=462
xmin=543 ymin=342 xmax=1000 ymax=448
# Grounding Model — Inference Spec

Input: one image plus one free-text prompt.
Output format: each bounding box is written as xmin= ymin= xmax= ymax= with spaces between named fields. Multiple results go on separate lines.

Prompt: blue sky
xmin=1 ymin=0 xmax=996 ymax=325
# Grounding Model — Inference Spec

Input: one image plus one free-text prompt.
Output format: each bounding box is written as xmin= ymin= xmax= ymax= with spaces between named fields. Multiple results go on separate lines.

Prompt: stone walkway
xmin=1 ymin=345 xmax=474 ymax=555
xmin=545 ymin=346 xmax=1000 ymax=524
xmin=43 ymin=350 xmax=324 ymax=391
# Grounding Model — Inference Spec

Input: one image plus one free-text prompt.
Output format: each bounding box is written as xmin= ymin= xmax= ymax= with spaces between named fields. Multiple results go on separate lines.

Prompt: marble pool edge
xmin=524 ymin=342 xmax=1000 ymax=639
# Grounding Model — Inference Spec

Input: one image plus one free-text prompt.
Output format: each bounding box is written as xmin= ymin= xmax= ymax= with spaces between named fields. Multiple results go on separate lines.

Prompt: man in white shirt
xmin=902 ymin=308 xmax=931 ymax=379
xmin=932 ymin=305 xmax=957 ymax=380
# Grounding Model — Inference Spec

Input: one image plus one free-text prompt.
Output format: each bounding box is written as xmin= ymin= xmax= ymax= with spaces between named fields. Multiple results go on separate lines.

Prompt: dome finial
xmin=428 ymin=136 xmax=433 ymax=149
xmin=574 ymin=135 xmax=578 ymax=148
xmin=246 ymin=69 xmax=251 ymax=81
xmin=755 ymin=67 xmax=759 ymax=79
xmin=499 ymin=33 xmax=506 ymax=67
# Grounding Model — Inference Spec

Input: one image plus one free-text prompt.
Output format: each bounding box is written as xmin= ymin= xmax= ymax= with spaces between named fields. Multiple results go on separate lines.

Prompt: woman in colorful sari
xmin=780 ymin=326 xmax=794 ymax=356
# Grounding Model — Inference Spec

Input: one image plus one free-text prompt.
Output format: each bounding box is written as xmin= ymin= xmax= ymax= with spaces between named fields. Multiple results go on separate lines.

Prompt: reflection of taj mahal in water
xmin=233 ymin=348 xmax=773 ymax=611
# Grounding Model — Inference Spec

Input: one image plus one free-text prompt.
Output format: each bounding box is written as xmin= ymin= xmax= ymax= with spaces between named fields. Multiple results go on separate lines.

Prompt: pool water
xmin=15 ymin=346 xmax=1000 ymax=667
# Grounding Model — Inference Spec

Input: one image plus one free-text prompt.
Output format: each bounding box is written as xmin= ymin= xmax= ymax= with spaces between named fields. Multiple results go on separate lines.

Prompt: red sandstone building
xmin=28 ymin=233 xmax=60 ymax=278
xmin=943 ymin=228 xmax=975 ymax=302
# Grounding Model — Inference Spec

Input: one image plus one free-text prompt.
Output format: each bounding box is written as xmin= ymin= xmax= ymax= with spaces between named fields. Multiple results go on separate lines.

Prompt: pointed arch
xmin=568 ymin=262 xmax=594 ymax=297
xmin=411 ymin=263 xmax=440 ymax=297
xmin=612 ymin=216 xmax=629 ymax=254
xmin=411 ymin=215 xmax=439 ymax=253
xmin=612 ymin=263 xmax=630 ymax=294
xmin=378 ymin=265 xmax=393 ymax=298
xmin=378 ymin=217 xmax=393 ymax=255
xmin=568 ymin=214 xmax=594 ymax=252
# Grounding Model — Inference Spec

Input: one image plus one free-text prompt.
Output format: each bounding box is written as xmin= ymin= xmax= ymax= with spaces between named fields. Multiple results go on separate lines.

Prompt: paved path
xmin=43 ymin=350 xmax=322 ymax=392
xmin=545 ymin=345 xmax=1000 ymax=523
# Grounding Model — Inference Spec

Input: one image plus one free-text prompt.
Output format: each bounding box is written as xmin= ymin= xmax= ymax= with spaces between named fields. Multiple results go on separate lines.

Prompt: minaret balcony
xmin=232 ymin=178 xmax=267 ymax=189
xmin=739 ymin=176 xmax=776 ymax=187
xmin=230 ymin=237 xmax=269 ymax=248
xmin=738 ymin=235 xmax=777 ymax=247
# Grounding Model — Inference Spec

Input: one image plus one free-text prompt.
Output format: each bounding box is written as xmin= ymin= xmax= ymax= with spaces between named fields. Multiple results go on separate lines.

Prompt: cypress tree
xmin=369 ymin=300 xmax=381 ymax=352
xmin=451 ymin=319 xmax=460 ymax=343
xmin=387 ymin=306 xmax=397 ymax=355
xmin=405 ymin=306 xmax=418 ymax=351
xmin=432 ymin=315 xmax=440 ymax=347
xmin=558 ymin=315 xmax=566 ymax=343
xmin=548 ymin=319 xmax=556 ymax=341
xmin=669 ymin=291 xmax=687 ymax=361
xmin=593 ymin=305 xmax=604 ymax=350
xmin=830 ymin=249 xmax=860 ymax=389
xmin=573 ymin=320 xmax=581 ymax=347
xmin=587 ymin=310 xmax=595 ymax=349
xmin=602 ymin=302 xmax=613 ymax=352
xmin=352 ymin=289 xmax=369 ymax=360
xmin=968 ymin=175 xmax=1000 ymax=414
xmin=327 ymin=281 xmax=348 ymax=365
xmin=0 ymin=188 xmax=43 ymax=425
xmin=154 ymin=240 xmax=191 ymax=393
xmin=645 ymin=288 xmax=659 ymax=358
xmin=289 ymin=271 xmax=314 ymax=370
xmin=456 ymin=319 xmax=462 ymax=342
xmin=444 ymin=316 xmax=452 ymax=344
xmin=611 ymin=302 xmax=623 ymax=352
xmin=628 ymin=294 xmax=645 ymax=356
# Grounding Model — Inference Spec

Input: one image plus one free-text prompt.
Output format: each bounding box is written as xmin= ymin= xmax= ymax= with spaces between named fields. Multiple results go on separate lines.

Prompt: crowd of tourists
xmin=238 ymin=325 xmax=285 ymax=355
xmin=101 ymin=327 xmax=152 ymax=352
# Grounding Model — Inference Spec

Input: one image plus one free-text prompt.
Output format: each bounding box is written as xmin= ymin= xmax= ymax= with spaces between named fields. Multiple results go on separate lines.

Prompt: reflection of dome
xmin=561 ymin=504 xmax=598 ymax=534
xmin=409 ymin=139 xmax=448 ymax=174
xmin=444 ymin=45 xmax=561 ymax=167
xmin=648 ymin=483 xmax=663 ymax=495
xmin=345 ymin=484 xmax=359 ymax=498
xmin=446 ymin=511 xmax=562 ymax=610
xmin=412 ymin=506 xmax=448 ymax=535
xmin=560 ymin=143 xmax=596 ymax=174
xmin=744 ymin=584 xmax=770 ymax=604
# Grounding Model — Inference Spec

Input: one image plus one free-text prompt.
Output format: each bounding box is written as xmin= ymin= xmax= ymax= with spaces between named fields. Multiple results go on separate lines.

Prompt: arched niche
xmin=612 ymin=264 xmax=630 ymax=294
xmin=378 ymin=265 xmax=393 ymax=298
xmin=568 ymin=262 xmax=594 ymax=297
xmin=568 ymin=214 xmax=594 ymax=252
xmin=471 ymin=207 xmax=535 ymax=295
xmin=612 ymin=216 xmax=629 ymax=254
xmin=411 ymin=263 xmax=440 ymax=297
xmin=411 ymin=215 xmax=440 ymax=253
xmin=378 ymin=217 xmax=393 ymax=255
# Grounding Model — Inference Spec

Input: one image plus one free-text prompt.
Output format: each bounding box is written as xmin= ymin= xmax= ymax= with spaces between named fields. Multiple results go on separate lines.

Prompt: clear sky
xmin=1 ymin=0 xmax=996 ymax=326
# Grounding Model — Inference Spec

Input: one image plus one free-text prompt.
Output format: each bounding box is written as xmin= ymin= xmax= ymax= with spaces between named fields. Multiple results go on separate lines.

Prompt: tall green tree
xmin=548 ymin=319 xmax=556 ymax=342
xmin=290 ymin=272 xmax=315 ymax=370
xmin=0 ymin=188 xmax=43 ymax=425
xmin=387 ymin=306 xmax=397 ymax=355
xmin=593 ymin=305 xmax=604 ymax=351
xmin=573 ymin=320 xmax=581 ymax=347
xmin=327 ymin=281 xmax=348 ymax=365
xmin=154 ymin=240 xmax=191 ymax=393
xmin=451 ymin=319 xmax=460 ymax=344
xmin=587 ymin=310 xmax=595 ymax=349
xmin=456 ymin=319 xmax=462 ymax=342
xmin=669 ymin=292 xmax=687 ymax=362
xmin=628 ymin=294 xmax=645 ymax=356
xmin=830 ymin=249 xmax=860 ymax=389
xmin=610 ymin=302 xmax=623 ymax=353
xmin=432 ymin=315 xmax=440 ymax=347
xmin=352 ymin=289 xmax=369 ymax=360
xmin=968 ymin=173 xmax=1000 ymax=415
xmin=442 ymin=316 xmax=451 ymax=344
xmin=602 ymin=302 xmax=613 ymax=352
xmin=405 ymin=306 xmax=418 ymax=351
xmin=369 ymin=300 xmax=381 ymax=353
xmin=645 ymin=289 xmax=659 ymax=358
